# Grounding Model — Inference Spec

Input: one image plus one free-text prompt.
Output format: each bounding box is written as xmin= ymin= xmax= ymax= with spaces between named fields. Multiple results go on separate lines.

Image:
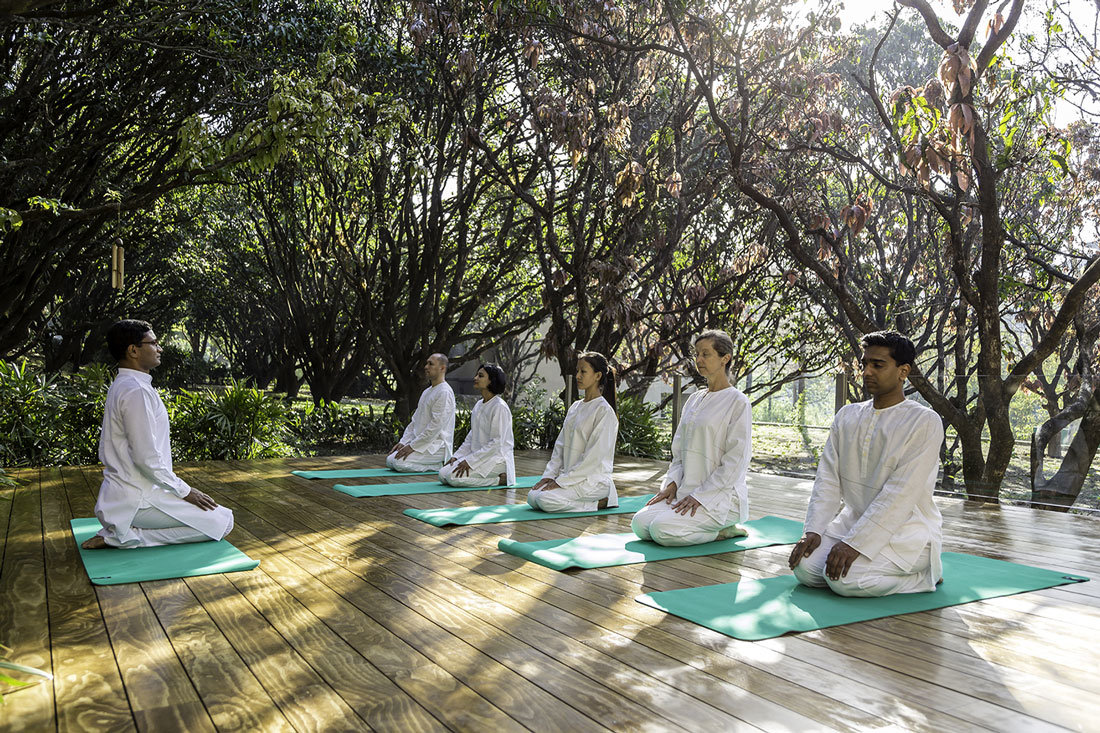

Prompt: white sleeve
xmin=119 ymin=387 xmax=191 ymax=498
xmin=555 ymin=403 xmax=618 ymax=487
xmin=409 ymin=387 xmax=455 ymax=451
xmin=843 ymin=413 xmax=944 ymax=558
xmin=689 ymin=393 xmax=751 ymax=511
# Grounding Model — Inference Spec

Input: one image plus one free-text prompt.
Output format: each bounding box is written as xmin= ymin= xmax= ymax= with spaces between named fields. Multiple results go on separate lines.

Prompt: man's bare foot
xmin=597 ymin=497 xmax=609 ymax=510
xmin=716 ymin=524 xmax=748 ymax=540
xmin=81 ymin=535 xmax=110 ymax=550
xmin=498 ymin=473 xmax=508 ymax=486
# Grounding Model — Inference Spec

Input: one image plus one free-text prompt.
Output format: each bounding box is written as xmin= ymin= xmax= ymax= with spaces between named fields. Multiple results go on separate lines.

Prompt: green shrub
xmin=512 ymin=400 xmax=565 ymax=450
xmin=616 ymin=395 xmax=667 ymax=459
xmin=169 ymin=380 xmax=292 ymax=460
xmin=157 ymin=343 xmax=231 ymax=389
xmin=0 ymin=360 xmax=58 ymax=468
xmin=54 ymin=363 xmax=112 ymax=465
xmin=290 ymin=401 xmax=402 ymax=453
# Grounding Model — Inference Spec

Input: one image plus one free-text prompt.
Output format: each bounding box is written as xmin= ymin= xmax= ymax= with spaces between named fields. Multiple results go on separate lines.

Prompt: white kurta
xmin=94 ymin=369 xmax=233 ymax=548
xmin=794 ymin=398 xmax=944 ymax=596
xmin=631 ymin=386 xmax=752 ymax=545
xmin=527 ymin=396 xmax=618 ymax=512
xmin=439 ymin=395 xmax=516 ymax=487
xmin=387 ymin=381 xmax=456 ymax=471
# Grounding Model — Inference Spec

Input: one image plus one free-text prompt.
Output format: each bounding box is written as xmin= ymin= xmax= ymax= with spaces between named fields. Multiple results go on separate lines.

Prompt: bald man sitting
xmin=386 ymin=353 xmax=456 ymax=472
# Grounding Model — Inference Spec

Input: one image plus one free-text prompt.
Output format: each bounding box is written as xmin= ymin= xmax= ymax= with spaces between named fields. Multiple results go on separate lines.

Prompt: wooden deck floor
xmin=1 ymin=451 xmax=1098 ymax=732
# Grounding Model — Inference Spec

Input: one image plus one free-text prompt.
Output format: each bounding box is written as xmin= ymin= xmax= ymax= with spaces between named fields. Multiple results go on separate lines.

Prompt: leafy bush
xmin=616 ymin=395 xmax=667 ymax=459
xmin=290 ymin=401 xmax=403 ymax=454
xmin=156 ymin=343 xmax=231 ymax=389
xmin=169 ymin=380 xmax=293 ymax=460
xmin=512 ymin=400 xmax=566 ymax=450
xmin=0 ymin=360 xmax=57 ymax=468
xmin=0 ymin=360 xmax=110 ymax=468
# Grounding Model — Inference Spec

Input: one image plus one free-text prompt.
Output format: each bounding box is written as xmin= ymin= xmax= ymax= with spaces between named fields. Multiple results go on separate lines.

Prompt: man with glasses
xmin=81 ymin=319 xmax=234 ymax=549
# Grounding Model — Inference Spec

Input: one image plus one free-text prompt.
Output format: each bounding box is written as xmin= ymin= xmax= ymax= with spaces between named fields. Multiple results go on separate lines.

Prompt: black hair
xmin=577 ymin=350 xmax=617 ymax=412
xmin=693 ymin=329 xmax=734 ymax=374
xmin=107 ymin=319 xmax=153 ymax=362
xmin=860 ymin=330 xmax=916 ymax=368
xmin=478 ymin=363 xmax=507 ymax=396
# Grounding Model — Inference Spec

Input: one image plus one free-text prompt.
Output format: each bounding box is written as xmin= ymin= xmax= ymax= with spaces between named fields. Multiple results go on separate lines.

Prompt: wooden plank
xmin=184 ymin=572 xmax=369 ymax=733
xmin=47 ymin=467 xmax=135 ymax=731
xmin=142 ymin=578 xmax=297 ymax=733
xmin=208 ymin=525 xmax=526 ymax=733
xmin=0 ymin=470 xmax=55 ymax=732
xmin=94 ymin=583 xmax=215 ymax=733
xmin=221 ymin=560 xmax=447 ymax=732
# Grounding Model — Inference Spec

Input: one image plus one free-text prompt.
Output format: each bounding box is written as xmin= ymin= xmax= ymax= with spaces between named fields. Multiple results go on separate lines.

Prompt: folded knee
xmin=792 ymin=562 xmax=827 ymax=588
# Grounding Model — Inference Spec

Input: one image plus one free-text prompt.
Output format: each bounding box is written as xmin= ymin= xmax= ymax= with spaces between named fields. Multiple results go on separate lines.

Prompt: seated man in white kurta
xmin=439 ymin=363 xmax=515 ymax=487
xmin=527 ymin=351 xmax=619 ymax=512
xmin=387 ymin=353 xmax=456 ymax=472
xmin=632 ymin=330 xmax=751 ymax=546
xmin=81 ymin=320 xmax=234 ymax=550
xmin=788 ymin=330 xmax=944 ymax=597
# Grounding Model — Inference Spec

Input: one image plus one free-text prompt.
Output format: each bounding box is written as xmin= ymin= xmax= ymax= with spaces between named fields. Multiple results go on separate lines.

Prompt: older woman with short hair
xmin=631 ymin=329 xmax=752 ymax=545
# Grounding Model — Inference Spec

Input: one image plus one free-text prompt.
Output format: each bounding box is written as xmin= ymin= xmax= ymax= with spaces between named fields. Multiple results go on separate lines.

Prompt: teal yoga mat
xmin=498 ymin=515 xmax=804 ymax=570
xmin=405 ymin=494 xmax=657 ymax=526
xmin=335 ymin=475 xmax=542 ymax=497
xmin=636 ymin=552 xmax=1090 ymax=640
xmin=71 ymin=518 xmax=259 ymax=586
xmin=292 ymin=467 xmax=437 ymax=479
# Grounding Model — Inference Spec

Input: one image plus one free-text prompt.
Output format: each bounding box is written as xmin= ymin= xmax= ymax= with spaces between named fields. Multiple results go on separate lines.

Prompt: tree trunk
xmin=957 ymin=422 xmax=995 ymax=501
xmin=1031 ymin=388 xmax=1100 ymax=510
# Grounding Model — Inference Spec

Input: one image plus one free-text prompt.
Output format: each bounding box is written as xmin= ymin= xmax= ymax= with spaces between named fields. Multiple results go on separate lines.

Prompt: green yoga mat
xmin=335 ymin=475 xmax=542 ymax=497
xmin=71 ymin=518 xmax=260 ymax=586
xmin=498 ymin=515 xmax=804 ymax=570
xmin=636 ymin=552 xmax=1090 ymax=640
xmin=292 ymin=467 xmax=437 ymax=479
xmin=404 ymin=494 xmax=657 ymax=526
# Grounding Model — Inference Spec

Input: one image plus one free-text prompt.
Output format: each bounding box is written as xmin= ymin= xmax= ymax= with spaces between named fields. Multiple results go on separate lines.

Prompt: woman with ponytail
xmin=439 ymin=363 xmax=516 ymax=487
xmin=631 ymin=329 xmax=752 ymax=545
xmin=527 ymin=351 xmax=620 ymax=512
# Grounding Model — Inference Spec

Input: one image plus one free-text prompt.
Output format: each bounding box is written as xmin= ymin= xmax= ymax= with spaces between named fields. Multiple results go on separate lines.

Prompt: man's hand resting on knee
xmin=183 ymin=488 xmax=219 ymax=510
xmin=825 ymin=541 xmax=859 ymax=580
xmin=788 ymin=531 xmax=821 ymax=569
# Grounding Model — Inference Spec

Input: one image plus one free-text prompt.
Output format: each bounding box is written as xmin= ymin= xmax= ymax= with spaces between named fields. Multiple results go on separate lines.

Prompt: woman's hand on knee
xmin=671 ymin=495 xmax=701 ymax=516
xmin=647 ymin=482 xmax=678 ymax=506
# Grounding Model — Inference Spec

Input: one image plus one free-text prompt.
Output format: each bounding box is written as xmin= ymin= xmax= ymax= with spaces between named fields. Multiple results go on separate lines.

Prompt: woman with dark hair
xmin=439 ymin=364 xmax=516 ymax=487
xmin=631 ymin=329 xmax=752 ymax=545
xmin=527 ymin=351 xmax=619 ymax=512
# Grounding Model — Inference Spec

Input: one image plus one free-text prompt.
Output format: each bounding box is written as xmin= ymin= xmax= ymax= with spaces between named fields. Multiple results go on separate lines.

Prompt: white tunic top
xmin=95 ymin=368 xmax=231 ymax=547
xmin=661 ymin=386 xmax=752 ymax=524
xmin=542 ymin=396 xmax=618 ymax=489
xmin=453 ymin=395 xmax=516 ymax=484
xmin=804 ymin=398 xmax=944 ymax=574
xmin=400 ymin=381 xmax=456 ymax=459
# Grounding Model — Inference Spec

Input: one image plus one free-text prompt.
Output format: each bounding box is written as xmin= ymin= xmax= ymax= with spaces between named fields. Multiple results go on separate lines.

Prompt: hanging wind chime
xmin=111 ymin=237 xmax=125 ymax=290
